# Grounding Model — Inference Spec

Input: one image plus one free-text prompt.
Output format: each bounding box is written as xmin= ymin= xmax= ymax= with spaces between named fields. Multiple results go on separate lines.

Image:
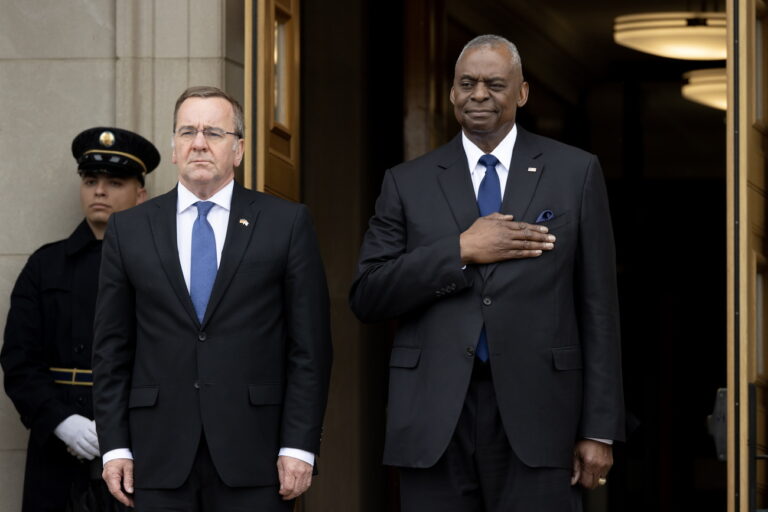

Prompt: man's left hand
xmin=571 ymin=439 xmax=613 ymax=489
xmin=277 ymin=455 xmax=313 ymax=500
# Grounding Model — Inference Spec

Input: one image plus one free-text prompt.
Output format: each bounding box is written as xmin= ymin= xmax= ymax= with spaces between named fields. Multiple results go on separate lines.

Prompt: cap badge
xmin=99 ymin=131 xmax=116 ymax=147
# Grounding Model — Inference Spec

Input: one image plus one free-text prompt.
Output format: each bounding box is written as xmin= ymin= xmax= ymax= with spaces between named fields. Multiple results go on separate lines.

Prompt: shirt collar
xmin=461 ymin=124 xmax=518 ymax=172
xmin=177 ymin=179 xmax=234 ymax=214
xmin=65 ymin=219 xmax=98 ymax=256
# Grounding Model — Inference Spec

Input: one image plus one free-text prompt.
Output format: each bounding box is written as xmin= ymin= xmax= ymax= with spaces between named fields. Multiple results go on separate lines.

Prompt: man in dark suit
xmin=350 ymin=35 xmax=625 ymax=511
xmin=1 ymin=127 xmax=158 ymax=511
xmin=92 ymin=86 xmax=332 ymax=511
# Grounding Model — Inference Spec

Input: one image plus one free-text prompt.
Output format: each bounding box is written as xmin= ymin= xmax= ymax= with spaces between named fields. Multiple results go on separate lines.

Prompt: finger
xmin=485 ymin=213 xmax=515 ymax=221
xmin=123 ymin=463 xmax=134 ymax=494
xmin=506 ymin=226 xmax=556 ymax=242
xmin=580 ymin=470 xmax=598 ymax=490
xmin=571 ymin=455 xmax=581 ymax=486
xmin=279 ymin=471 xmax=296 ymax=498
xmin=72 ymin=443 xmax=92 ymax=460
xmin=104 ymin=468 xmax=131 ymax=506
xmin=82 ymin=432 xmax=100 ymax=453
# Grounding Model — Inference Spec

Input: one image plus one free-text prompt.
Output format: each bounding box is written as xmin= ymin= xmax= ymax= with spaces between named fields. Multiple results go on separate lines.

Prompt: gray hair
xmin=457 ymin=34 xmax=522 ymax=71
xmin=173 ymin=85 xmax=245 ymax=138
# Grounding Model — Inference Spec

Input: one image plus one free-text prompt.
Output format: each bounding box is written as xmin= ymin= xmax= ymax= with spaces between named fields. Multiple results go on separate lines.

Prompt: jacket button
xmin=74 ymin=344 xmax=85 ymax=353
xmin=482 ymin=297 xmax=492 ymax=306
xmin=76 ymin=396 xmax=86 ymax=405
xmin=466 ymin=346 xmax=475 ymax=357
xmin=193 ymin=381 xmax=200 ymax=389
xmin=198 ymin=332 xmax=207 ymax=342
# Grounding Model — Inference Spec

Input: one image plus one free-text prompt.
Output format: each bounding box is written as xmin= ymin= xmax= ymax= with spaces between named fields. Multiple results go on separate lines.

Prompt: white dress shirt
xmin=103 ymin=179 xmax=316 ymax=466
xmin=461 ymin=124 xmax=517 ymax=200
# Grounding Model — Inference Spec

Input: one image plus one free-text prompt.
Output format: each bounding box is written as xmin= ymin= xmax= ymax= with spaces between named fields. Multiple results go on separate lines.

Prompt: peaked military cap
xmin=72 ymin=127 xmax=160 ymax=185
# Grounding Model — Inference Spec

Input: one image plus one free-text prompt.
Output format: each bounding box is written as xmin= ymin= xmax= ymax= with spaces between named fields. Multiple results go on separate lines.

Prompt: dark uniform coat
xmin=1 ymin=220 xmax=101 ymax=512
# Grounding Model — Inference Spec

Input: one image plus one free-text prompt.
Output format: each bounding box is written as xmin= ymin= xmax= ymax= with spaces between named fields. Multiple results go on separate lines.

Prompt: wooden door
xmin=727 ymin=0 xmax=768 ymax=510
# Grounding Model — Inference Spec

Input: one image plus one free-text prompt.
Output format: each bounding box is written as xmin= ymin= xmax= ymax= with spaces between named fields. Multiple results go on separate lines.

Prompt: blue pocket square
xmin=535 ymin=210 xmax=554 ymax=223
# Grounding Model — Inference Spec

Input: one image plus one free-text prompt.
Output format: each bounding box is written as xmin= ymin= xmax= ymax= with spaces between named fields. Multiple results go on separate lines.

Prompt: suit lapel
xmin=202 ymin=183 xmax=260 ymax=326
xmin=487 ymin=127 xmax=545 ymax=280
xmin=149 ymin=188 xmax=200 ymax=326
xmin=500 ymin=127 xmax=544 ymax=220
xmin=437 ymin=135 xmax=479 ymax=234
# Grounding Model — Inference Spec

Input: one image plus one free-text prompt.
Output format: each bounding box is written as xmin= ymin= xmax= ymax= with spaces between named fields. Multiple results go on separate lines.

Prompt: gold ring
xmin=598 ymin=477 xmax=607 ymax=486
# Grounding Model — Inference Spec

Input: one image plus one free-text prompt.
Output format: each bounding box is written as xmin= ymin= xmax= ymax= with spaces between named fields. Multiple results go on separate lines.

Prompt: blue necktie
xmin=475 ymin=154 xmax=501 ymax=362
xmin=190 ymin=201 xmax=217 ymax=323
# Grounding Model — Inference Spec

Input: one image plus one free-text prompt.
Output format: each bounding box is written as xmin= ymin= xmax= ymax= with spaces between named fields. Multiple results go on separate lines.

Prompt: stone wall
xmin=0 ymin=1 xmax=243 ymax=508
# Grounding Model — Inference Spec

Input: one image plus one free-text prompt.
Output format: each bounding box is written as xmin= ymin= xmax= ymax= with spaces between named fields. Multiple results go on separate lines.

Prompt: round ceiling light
xmin=682 ymin=68 xmax=727 ymax=110
xmin=614 ymin=12 xmax=726 ymax=60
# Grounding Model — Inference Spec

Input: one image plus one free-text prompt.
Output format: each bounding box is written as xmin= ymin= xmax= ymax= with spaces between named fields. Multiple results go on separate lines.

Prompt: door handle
xmin=707 ymin=388 xmax=727 ymax=461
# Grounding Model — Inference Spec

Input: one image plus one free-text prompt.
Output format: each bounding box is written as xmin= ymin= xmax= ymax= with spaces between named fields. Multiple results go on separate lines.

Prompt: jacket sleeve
xmin=280 ymin=205 xmax=333 ymax=453
xmin=1 ymin=255 xmax=76 ymax=437
xmin=349 ymin=169 xmax=470 ymax=323
xmin=92 ymin=214 xmax=136 ymax=453
xmin=575 ymin=156 xmax=626 ymax=442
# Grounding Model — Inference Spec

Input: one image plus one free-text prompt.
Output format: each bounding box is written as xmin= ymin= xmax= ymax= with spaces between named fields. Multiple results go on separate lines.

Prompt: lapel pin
xmin=239 ymin=218 xmax=249 ymax=227
xmin=527 ymin=167 xmax=537 ymax=173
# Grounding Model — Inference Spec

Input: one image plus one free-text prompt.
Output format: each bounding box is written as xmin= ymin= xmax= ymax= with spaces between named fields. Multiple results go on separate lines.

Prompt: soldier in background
xmin=1 ymin=127 xmax=159 ymax=512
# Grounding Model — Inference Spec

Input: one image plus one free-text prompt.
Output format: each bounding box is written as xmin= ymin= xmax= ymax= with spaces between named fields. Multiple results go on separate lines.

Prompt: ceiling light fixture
xmin=681 ymin=68 xmax=727 ymax=110
xmin=614 ymin=12 xmax=726 ymax=60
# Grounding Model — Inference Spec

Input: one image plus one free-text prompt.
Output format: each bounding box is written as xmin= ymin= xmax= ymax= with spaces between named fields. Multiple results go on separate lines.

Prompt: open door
xmin=727 ymin=0 xmax=768 ymax=510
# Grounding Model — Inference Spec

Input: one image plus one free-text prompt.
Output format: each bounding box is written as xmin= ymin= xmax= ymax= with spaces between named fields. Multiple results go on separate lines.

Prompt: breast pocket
xmin=537 ymin=210 xmax=571 ymax=230
xmin=128 ymin=386 xmax=159 ymax=408
xmin=389 ymin=347 xmax=421 ymax=369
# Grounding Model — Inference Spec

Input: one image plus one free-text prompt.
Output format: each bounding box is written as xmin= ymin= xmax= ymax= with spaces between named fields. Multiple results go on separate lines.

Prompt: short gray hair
xmin=457 ymin=34 xmax=522 ymax=70
xmin=173 ymin=85 xmax=244 ymax=138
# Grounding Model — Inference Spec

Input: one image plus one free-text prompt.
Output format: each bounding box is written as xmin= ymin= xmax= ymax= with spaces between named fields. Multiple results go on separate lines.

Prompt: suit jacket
xmin=92 ymin=182 xmax=332 ymax=489
xmin=350 ymin=127 xmax=625 ymax=470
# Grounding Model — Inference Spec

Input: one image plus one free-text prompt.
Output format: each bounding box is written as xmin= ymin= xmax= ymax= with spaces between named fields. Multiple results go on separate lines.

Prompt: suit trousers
xmin=133 ymin=434 xmax=293 ymax=512
xmin=399 ymin=360 xmax=583 ymax=512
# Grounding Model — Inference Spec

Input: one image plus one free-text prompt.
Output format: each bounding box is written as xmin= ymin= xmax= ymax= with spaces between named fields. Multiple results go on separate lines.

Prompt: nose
xmin=94 ymin=179 xmax=107 ymax=196
xmin=470 ymin=81 xmax=490 ymax=101
xmin=191 ymin=130 xmax=209 ymax=151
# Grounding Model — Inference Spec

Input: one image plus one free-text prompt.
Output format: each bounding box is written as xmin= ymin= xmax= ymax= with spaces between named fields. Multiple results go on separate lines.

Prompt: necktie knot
xmin=479 ymin=154 xmax=499 ymax=169
xmin=195 ymin=201 xmax=215 ymax=219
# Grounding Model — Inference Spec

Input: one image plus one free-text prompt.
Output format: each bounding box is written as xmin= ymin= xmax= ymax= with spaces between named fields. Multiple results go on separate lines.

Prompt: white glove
xmin=54 ymin=414 xmax=99 ymax=460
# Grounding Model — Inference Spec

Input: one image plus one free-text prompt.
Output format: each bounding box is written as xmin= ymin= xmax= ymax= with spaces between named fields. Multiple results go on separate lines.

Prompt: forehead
xmin=176 ymin=97 xmax=235 ymax=126
xmin=454 ymin=46 xmax=517 ymax=80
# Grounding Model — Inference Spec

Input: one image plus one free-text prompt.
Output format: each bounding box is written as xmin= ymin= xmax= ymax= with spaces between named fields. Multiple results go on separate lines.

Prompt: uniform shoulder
xmin=29 ymin=238 xmax=68 ymax=259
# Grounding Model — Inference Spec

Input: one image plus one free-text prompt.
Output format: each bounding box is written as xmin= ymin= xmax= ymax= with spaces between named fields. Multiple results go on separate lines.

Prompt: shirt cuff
xmin=278 ymin=447 xmax=315 ymax=466
xmin=586 ymin=438 xmax=613 ymax=445
xmin=103 ymin=448 xmax=134 ymax=466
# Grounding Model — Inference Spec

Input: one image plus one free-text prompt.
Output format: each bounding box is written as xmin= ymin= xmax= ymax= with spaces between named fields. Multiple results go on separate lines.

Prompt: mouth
xmin=90 ymin=203 xmax=110 ymax=210
xmin=465 ymin=110 xmax=497 ymax=117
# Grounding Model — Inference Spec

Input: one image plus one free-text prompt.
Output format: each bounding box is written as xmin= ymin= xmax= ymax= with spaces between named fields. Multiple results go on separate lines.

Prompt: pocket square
xmin=535 ymin=210 xmax=554 ymax=223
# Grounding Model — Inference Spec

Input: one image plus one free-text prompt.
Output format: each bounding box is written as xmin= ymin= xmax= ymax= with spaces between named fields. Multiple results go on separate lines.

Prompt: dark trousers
xmin=399 ymin=361 xmax=582 ymax=512
xmin=134 ymin=435 xmax=293 ymax=512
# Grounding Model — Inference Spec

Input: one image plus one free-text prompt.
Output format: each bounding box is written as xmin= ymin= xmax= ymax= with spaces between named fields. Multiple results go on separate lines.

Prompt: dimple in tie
xmin=190 ymin=201 xmax=217 ymax=323
xmin=475 ymin=154 xmax=501 ymax=362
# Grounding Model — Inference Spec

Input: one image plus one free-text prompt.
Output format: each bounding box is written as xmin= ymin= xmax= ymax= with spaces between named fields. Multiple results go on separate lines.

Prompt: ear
xmin=233 ymin=138 xmax=244 ymax=167
xmin=449 ymin=86 xmax=456 ymax=105
xmin=517 ymin=81 xmax=530 ymax=108
xmin=136 ymin=187 xmax=148 ymax=205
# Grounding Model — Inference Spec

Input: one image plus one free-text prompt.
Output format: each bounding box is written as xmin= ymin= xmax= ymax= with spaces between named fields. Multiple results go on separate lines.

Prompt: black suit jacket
xmin=350 ymin=127 xmax=625 ymax=469
xmin=93 ymin=182 xmax=332 ymax=489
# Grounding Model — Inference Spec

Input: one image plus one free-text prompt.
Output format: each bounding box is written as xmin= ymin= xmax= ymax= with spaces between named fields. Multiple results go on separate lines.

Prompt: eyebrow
xmin=177 ymin=124 xmax=222 ymax=131
xmin=458 ymin=74 xmax=506 ymax=82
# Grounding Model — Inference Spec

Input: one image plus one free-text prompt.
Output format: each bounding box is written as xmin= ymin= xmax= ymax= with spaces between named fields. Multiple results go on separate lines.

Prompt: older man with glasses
xmin=92 ymin=86 xmax=332 ymax=511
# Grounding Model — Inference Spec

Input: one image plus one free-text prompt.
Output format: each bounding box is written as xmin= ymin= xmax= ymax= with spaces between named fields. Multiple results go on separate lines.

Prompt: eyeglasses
xmin=175 ymin=127 xmax=241 ymax=142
